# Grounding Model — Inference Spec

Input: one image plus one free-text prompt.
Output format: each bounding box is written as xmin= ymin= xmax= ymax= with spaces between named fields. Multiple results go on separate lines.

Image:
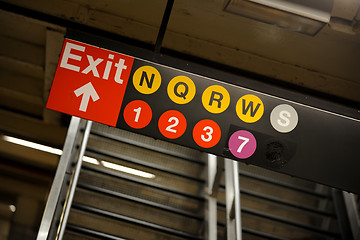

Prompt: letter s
xmin=277 ymin=110 xmax=291 ymax=127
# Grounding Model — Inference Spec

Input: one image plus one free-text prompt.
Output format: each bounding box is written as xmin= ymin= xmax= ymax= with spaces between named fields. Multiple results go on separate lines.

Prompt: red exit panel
xmin=46 ymin=39 xmax=134 ymax=126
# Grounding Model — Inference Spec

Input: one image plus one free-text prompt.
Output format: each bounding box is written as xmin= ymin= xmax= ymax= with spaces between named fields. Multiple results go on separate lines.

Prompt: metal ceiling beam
xmin=154 ymin=0 xmax=174 ymax=53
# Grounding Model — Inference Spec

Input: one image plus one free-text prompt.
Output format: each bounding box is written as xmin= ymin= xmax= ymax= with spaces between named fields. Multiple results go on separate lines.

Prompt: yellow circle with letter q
xmin=236 ymin=94 xmax=264 ymax=123
xmin=132 ymin=66 xmax=161 ymax=94
xmin=202 ymin=85 xmax=230 ymax=114
xmin=167 ymin=76 xmax=196 ymax=104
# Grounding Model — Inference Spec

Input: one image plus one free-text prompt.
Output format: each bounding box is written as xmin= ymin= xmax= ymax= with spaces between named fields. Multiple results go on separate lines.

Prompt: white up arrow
xmin=74 ymin=82 xmax=100 ymax=112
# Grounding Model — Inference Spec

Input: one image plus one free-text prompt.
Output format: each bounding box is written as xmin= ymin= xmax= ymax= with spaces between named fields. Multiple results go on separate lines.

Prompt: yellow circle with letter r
xmin=202 ymin=85 xmax=230 ymax=114
xmin=132 ymin=66 xmax=161 ymax=94
xmin=236 ymin=94 xmax=264 ymax=123
xmin=167 ymin=76 xmax=196 ymax=104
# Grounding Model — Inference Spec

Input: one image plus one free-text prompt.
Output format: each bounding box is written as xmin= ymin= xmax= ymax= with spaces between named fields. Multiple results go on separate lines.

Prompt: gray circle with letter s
xmin=270 ymin=104 xmax=298 ymax=133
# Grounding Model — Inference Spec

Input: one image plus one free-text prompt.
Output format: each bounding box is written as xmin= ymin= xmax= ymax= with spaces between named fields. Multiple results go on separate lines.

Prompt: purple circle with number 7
xmin=228 ymin=130 xmax=257 ymax=159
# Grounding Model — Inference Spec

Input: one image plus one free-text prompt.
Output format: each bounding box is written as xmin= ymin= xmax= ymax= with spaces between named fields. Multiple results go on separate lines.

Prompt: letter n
xmin=139 ymin=71 xmax=155 ymax=88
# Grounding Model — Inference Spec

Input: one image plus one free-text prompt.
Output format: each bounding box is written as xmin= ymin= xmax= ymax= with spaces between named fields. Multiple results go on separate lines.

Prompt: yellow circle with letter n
xmin=132 ymin=66 xmax=161 ymax=94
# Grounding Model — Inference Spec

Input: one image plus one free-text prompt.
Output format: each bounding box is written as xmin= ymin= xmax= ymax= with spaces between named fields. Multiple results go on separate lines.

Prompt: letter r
xmin=209 ymin=91 xmax=223 ymax=108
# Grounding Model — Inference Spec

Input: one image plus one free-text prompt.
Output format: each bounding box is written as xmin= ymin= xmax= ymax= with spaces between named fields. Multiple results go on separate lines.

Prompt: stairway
xmin=63 ymin=122 xmax=207 ymax=240
xmin=41 ymin=119 xmax=355 ymax=240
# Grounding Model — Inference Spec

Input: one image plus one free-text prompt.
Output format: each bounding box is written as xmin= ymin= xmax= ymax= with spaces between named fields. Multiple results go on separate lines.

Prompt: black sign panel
xmin=114 ymin=57 xmax=360 ymax=193
xmin=60 ymin=31 xmax=360 ymax=194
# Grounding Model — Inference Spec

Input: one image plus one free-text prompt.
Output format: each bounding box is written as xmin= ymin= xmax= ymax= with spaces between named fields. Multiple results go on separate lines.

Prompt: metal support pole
xmin=315 ymin=184 xmax=331 ymax=230
xmin=332 ymin=189 xmax=353 ymax=239
xmin=232 ymin=161 xmax=241 ymax=240
xmin=343 ymin=191 xmax=360 ymax=240
xmin=206 ymin=154 xmax=224 ymax=240
xmin=208 ymin=154 xmax=224 ymax=197
xmin=37 ymin=117 xmax=82 ymax=240
xmin=154 ymin=0 xmax=174 ymax=53
xmin=225 ymin=159 xmax=242 ymax=240
xmin=57 ymin=120 xmax=92 ymax=240
xmin=206 ymin=154 xmax=217 ymax=240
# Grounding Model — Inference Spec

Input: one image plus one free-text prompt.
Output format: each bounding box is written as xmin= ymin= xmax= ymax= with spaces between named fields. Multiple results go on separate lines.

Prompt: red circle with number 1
xmin=158 ymin=110 xmax=187 ymax=139
xmin=123 ymin=100 xmax=152 ymax=129
xmin=193 ymin=119 xmax=221 ymax=148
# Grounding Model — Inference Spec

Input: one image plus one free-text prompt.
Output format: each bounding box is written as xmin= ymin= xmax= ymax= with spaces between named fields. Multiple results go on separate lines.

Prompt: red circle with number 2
xmin=193 ymin=119 xmax=221 ymax=148
xmin=158 ymin=110 xmax=187 ymax=139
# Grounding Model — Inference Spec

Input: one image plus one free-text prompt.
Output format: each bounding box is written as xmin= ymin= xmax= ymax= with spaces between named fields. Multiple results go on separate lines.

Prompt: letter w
xmin=242 ymin=99 xmax=261 ymax=117
xmin=139 ymin=71 xmax=155 ymax=88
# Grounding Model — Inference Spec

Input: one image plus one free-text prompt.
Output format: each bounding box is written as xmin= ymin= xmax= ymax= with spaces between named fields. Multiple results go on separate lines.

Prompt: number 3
xmin=201 ymin=126 xmax=213 ymax=142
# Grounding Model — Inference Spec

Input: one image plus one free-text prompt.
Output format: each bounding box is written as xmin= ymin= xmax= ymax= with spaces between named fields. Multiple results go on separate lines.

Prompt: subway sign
xmin=47 ymin=37 xmax=360 ymax=194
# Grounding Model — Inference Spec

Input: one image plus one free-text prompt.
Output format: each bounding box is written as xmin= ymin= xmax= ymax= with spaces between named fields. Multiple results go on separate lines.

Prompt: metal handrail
xmin=36 ymin=117 xmax=83 ymax=240
xmin=57 ymin=121 xmax=92 ymax=240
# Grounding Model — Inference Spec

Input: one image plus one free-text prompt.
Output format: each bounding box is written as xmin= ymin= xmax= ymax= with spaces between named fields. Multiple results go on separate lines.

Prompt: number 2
xmin=237 ymin=136 xmax=249 ymax=153
xmin=166 ymin=117 xmax=179 ymax=133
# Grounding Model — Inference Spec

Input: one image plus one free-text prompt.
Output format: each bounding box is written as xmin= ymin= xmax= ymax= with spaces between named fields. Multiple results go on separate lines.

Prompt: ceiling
xmin=0 ymin=0 xmax=359 ymax=238
xmin=0 ymin=0 xmax=359 ymax=141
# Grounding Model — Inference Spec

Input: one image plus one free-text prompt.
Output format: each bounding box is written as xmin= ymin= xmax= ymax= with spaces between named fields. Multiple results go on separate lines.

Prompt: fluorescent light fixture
xmin=2 ymin=135 xmax=154 ymax=178
xmin=101 ymin=160 xmax=156 ymax=179
xmin=3 ymin=135 xmax=63 ymax=155
xmin=2 ymin=135 xmax=99 ymax=164
xmin=224 ymin=0 xmax=333 ymax=36
xmin=82 ymin=156 xmax=100 ymax=165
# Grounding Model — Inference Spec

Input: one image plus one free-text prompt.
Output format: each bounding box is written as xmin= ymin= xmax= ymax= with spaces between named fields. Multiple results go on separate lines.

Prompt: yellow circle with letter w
xmin=236 ymin=94 xmax=264 ymax=123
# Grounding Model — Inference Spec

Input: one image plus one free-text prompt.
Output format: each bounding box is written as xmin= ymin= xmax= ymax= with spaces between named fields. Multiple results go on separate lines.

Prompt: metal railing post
xmin=225 ymin=159 xmax=242 ymax=240
xmin=206 ymin=154 xmax=224 ymax=240
xmin=343 ymin=192 xmax=360 ymax=240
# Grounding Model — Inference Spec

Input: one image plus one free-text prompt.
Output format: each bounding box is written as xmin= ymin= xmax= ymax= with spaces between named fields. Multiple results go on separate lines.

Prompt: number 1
xmin=133 ymin=107 xmax=141 ymax=122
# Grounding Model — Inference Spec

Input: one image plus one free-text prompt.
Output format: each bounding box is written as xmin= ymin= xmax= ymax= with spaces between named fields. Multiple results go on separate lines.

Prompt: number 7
xmin=237 ymin=136 xmax=249 ymax=153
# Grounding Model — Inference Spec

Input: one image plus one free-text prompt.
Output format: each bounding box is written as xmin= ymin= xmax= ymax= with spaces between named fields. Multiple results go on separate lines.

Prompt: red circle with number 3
xmin=193 ymin=119 xmax=221 ymax=148
xmin=158 ymin=110 xmax=187 ymax=139
xmin=123 ymin=100 xmax=152 ymax=129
